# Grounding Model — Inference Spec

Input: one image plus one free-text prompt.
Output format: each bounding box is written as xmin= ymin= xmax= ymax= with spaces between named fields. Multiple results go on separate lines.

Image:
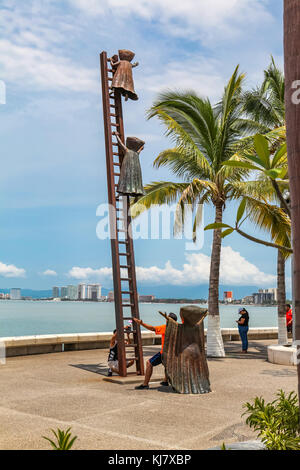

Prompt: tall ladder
xmin=100 ymin=51 xmax=144 ymax=377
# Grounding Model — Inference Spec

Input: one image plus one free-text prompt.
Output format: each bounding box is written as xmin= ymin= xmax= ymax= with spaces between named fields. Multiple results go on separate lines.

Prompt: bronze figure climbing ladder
xmin=100 ymin=51 xmax=144 ymax=377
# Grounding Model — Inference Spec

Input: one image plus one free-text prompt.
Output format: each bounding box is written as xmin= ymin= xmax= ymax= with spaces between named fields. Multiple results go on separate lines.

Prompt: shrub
xmin=242 ymin=390 xmax=300 ymax=450
xmin=42 ymin=427 xmax=78 ymax=450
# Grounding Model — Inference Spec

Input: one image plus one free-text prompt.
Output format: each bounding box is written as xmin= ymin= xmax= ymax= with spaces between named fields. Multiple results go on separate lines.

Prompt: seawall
xmin=0 ymin=327 xmax=278 ymax=357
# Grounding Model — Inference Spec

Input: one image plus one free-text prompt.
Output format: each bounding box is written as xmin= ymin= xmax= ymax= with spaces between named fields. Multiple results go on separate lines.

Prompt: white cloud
xmin=0 ymin=40 xmax=97 ymax=93
xmin=0 ymin=262 xmax=26 ymax=278
xmin=69 ymin=0 xmax=273 ymax=42
xmin=68 ymin=246 xmax=276 ymax=287
xmin=42 ymin=269 xmax=57 ymax=276
xmin=138 ymin=57 xmax=225 ymax=102
xmin=68 ymin=266 xmax=112 ymax=280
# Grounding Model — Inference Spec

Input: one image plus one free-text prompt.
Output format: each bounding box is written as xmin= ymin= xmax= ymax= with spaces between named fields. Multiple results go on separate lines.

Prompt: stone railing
xmin=0 ymin=327 xmax=278 ymax=358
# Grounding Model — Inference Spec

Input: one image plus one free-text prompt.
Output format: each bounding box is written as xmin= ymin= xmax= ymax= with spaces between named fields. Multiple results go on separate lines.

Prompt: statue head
xmin=126 ymin=137 xmax=145 ymax=152
xmin=180 ymin=306 xmax=208 ymax=326
xmin=118 ymin=49 xmax=135 ymax=62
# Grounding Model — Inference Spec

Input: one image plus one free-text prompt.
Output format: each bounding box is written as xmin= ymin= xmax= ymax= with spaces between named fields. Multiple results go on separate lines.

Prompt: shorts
xmin=108 ymin=360 xmax=132 ymax=370
xmin=149 ymin=352 xmax=162 ymax=367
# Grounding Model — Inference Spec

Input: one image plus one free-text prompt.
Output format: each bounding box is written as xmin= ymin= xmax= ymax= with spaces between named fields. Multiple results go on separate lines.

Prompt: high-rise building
xmin=52 ymin=286 xmax=60 ymax=298
xmin=223 ymin=291 xmax=233 ymax=303
xmin=242 ymin=295 xmax=254 ymax=304
xmin=86 ymin=284 xmax=102 ymax=301
xmin=67 ymin=285 xmax=78 ymax=300
xmin=253 ymin=288 xmax=277 ymax=304
xmin=61 ymin=286 xmax=68 ymax=299
xmin=78 ymin=283 xmax=86 ymax=300
xmin=10 ymin=288 xmax=21 ymax=300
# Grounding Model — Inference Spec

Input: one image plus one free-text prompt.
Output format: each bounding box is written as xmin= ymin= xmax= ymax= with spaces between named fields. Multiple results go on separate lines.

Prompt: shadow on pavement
xmin=70 ymin=362 xmax=111 ymax=377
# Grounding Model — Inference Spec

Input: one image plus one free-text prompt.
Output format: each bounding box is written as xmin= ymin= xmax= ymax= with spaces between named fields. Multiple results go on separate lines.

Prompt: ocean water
xmin=0 ymin=300 xmax=278 ymax=338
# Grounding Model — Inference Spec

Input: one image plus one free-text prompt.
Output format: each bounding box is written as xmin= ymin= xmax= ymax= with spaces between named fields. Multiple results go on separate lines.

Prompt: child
xmin=115 ymin=134 xmax=145 ymax=197
xmin=107 ymin=326 xmax=134 ymax=376
xmin=110 ymin=50 xmax=139 ymax=101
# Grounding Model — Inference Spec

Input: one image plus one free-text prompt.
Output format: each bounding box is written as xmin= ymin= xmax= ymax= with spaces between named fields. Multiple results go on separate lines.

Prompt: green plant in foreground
xmin=242 ymin=390 xmax=300 ymax=450
xmin=42 ymin=427 xmax=77 ymax=450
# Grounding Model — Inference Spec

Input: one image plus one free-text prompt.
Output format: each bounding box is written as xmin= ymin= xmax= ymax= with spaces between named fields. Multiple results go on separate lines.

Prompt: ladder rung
xmin=122 ymin=291 xmax=133 ymax=295
xmin=121 ymin=277 xmax=132 ymax=281
xmin=125 ymin=344 xmax=137 ymax=348
xmin=119 ymin=253 xmax=129 ymax=257
xmin=107 ymin=68 xmax=113 ymax=72
xmin=111 ymin=123 xmax=119 ymax=127
xmin=108 ymin=77 xmax=113 ymax=81
xmin=114 ymin=173 xmax=120 ymax=177
xmin=110 ymin=113 xmax=117 ymax=117
xmin=110 ymin=104 xmax=116 ymax=108
xmin=113 ymin=152 xmax=120 ymax=156
xmin=126 ymin=357 xmax=138 ymax=361
xmin=119 ymin=241 xmax=128 ymax=244
xmin=112 ymin=142 xmax=119 ymax=146
xmin=120 ymin=265 xmax=130 ymax=269
xmin=123 ymin=317 xmax=134 ymax=320
xmin=122 ymin=304 xmax=134 ymax=307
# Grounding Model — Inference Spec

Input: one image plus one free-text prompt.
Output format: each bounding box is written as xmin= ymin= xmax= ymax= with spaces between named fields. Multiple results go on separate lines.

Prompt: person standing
xmin=286 ymin=304 xmax=293 ymax=334
xmin=236 ymin=308 xmax=249 ymax=353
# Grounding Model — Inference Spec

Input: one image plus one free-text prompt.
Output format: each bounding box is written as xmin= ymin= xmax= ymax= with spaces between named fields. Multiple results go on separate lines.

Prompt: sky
xmin=0 ymin=0 xmax=291 ymax=296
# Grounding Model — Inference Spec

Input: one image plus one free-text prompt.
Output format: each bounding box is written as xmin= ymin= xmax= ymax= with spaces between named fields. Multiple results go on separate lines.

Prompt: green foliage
xmin=42 ymin=427 xmax=77 ymax=450
xmin=225 ymin=135 xmax=288 ymax=181
xmin=242 ymin=390 xmax=300 ymax=450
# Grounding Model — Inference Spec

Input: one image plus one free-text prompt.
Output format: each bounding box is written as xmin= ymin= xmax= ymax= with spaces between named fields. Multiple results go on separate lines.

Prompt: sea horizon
xmin=0 ymin=300 xmax=279 ymax=338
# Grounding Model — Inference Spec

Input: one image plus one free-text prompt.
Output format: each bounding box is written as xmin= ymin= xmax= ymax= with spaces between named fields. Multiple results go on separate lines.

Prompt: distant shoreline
xmin=0 ymin=298 xmax=279 ymax=307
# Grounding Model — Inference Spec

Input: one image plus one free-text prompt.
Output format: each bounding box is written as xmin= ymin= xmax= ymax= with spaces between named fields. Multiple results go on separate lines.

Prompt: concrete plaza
xmin=0 ymin=340 xmax=297 ymax=450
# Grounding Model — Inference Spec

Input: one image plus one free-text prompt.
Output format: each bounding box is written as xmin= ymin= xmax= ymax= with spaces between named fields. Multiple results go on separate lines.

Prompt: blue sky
xmin=0 ymin=0 xmax=291 ymax=295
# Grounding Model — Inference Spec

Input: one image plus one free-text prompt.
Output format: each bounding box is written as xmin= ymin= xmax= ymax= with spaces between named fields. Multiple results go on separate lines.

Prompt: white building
xmin=52 ymin=286 xmax=60 ymax=298
xmin=86 ymin=284 xmax=102 ymax=301
xmin=10 ymin=288 xmax=21 ymax=300
xmin=78 ymin=283 xmax=87 ymax=300
xmin=61 ymin=286 xmax=68 ymax=299
xmin=266 ymin=288 xmax=278 ymax=302
xmin=67 ymin=285 xmax=78 ymax=300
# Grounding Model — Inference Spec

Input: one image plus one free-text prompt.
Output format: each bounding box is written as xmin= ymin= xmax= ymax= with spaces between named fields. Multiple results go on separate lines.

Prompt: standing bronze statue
xmin=115 ymin=134 xmax=145 ymax=197
xmin=110 ymin=50 xmax=139 ymax=101
xmin=161 ymin=306 xmax=211 ymax=394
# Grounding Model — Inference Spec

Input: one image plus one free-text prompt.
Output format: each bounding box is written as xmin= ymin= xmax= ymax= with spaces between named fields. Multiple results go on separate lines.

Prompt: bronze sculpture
xmin=161 ymin=306 xmax=211 ymax=394
xmin=110 ymin=50 xmax=139 ymax=101
xmin=115 ymin=134 xmax=145 ymax=196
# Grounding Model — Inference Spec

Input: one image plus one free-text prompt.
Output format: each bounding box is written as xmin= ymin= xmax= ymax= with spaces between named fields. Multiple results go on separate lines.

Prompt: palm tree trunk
xmin=207 ymin=201 xmax=225 ymax=357
xmin=277 ymin=249 xmax=288 ymax=344
xmin=284 ymin=0 xmax=300 ymax=405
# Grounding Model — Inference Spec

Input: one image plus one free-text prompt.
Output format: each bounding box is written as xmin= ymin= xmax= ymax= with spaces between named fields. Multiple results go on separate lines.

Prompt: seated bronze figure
xmin=161 ymin=306 xmax=211 ymax=394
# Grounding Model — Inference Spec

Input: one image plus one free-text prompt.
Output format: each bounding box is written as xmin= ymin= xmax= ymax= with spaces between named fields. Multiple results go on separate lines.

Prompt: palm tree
xmin=133 ymin=67 xmax=259 ymax=357
xmin=241 ymin=59 xmax=290 ymax=345
xmin=284 ymin=0 xmax=300 ymax=405
xmin=225 ymin=135 xmax=291 ymax=344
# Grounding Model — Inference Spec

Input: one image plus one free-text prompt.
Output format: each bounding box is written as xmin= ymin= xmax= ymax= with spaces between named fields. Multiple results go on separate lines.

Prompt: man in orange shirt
xmin=133 ymin=313 xmax=177 ymax=390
